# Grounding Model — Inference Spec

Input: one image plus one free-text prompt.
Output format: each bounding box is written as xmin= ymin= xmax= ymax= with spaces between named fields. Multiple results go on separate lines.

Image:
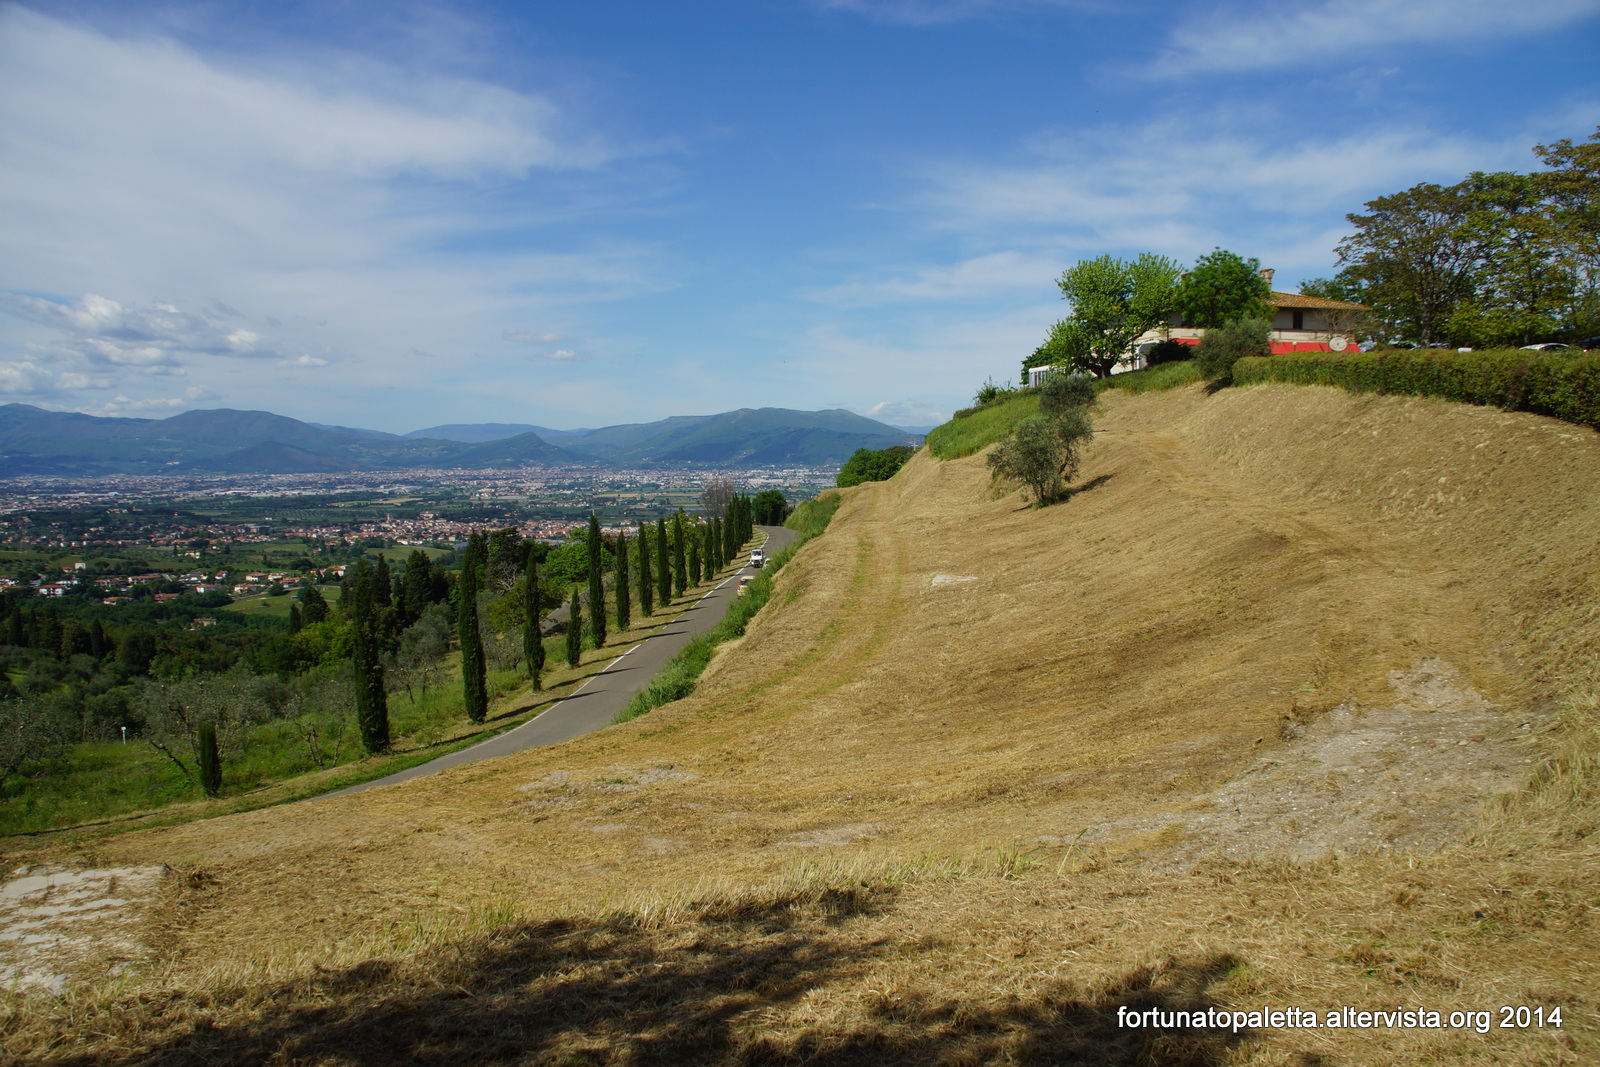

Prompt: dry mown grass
xmin=4 ymin=382 xmax=1598 ymax=1064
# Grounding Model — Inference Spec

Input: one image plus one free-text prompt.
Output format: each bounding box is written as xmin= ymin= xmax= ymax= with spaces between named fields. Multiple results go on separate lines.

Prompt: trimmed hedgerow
xmin=1232 ymin=349 xmax=1600 ymax=430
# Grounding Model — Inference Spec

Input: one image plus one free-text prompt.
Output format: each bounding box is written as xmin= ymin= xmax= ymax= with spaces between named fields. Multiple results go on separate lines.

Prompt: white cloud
xmin=0 ymin=8 xmax=669 ymax=422
xmin=505 ymin=329 xmax=564 ymax=344
xmin=912 ymin=117 xmax=1544 ymax=277
xmin=1162 ymin=0 xmax=1600 ymax=74
xmin=814 ymin=0 xmax=1096 ymax=24
xmin=857 ymin=400 xmax=947 ymax=425
xmin=544 ymin=349 xmax=580 ymax=361
xmin=807 ymin=251 xmax=1064 ymax=306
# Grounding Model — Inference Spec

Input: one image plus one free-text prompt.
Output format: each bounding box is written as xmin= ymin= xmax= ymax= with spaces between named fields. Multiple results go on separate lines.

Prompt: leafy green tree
xmin=637 ymin=522 xmax=654 ymax=617
xmin=838 ymin=447 xmax=914 ymax=489
xmin=615 ymin=531 xmax=631 ymax=632
xmin=586 ymin=513 xmax=606 ymax=649
xmin=751 ymin=489 xmax=790 ymax=524
xmin=1195 ymin=317 xmax=1272 ymax=380
xmin=401 ymin=550 xmax=434 ymax=623
xmin=709 ymin=517 xmax=724 ymax=572
xmin=1040 ymin=253 xmax=1184 ymax=378
xmin=300 ymin=584 xmax=329 ymax=625
xmin=1336 ymin=181 xmax=1481 ymax=344
xmin=523 ymin=545 xmax=544 ymax=691
xmin=1179 ymin=248 xmax=1273 ymax=328
xmin=565 ymin=590 xmax=582 ymax=668
xmin=688 ymin=526 xmax=702 ymax=585
xmin=458 ymin=532 xmax=488 ymax=724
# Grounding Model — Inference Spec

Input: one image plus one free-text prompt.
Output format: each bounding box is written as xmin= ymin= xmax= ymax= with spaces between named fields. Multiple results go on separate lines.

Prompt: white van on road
xmin=749 ymin=548 xmax=765 ymax=568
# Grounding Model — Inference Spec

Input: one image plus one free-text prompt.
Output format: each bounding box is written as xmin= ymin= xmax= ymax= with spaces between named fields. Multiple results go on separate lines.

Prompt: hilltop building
xmin=1028 ymin=268 xmax=1370 ymax=384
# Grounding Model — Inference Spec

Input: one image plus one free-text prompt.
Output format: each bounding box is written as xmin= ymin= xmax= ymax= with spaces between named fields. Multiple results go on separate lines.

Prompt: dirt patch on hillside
xmin=0 ymin=864 xmax=166 ymax=992
xmin=1086 ymin=657 xmax=1533 ymax=866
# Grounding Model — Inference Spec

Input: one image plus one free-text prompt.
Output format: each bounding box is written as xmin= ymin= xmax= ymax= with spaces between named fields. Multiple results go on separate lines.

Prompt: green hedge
xmin=1232 ymin=349 xmax=1600 ymax=430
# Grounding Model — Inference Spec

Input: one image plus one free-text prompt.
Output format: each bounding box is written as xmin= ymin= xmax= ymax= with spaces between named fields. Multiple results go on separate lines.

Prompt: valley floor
xmin=5 ymin=382 xmax=1598 ymax=1065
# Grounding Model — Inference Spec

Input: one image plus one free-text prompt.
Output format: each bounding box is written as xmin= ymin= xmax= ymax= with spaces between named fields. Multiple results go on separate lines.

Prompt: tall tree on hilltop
xmin=458 ymin=531 xmax=488 ymax=724
xmin=637 ymin=522 xmax=654 ymax=616
xmin=565 ymin=590 xmax=582 ymax=668
xmin=351 ymin=558 xmax=391 ymax=753
xmin=1027 ymin=253 xmax=1183 ymax=380
xmin=523 ymin=544 xmax=544 ymax=691
xmin=1177 ymin=248 xmax=1273 ymax=328
xmin=615 ymin=530 xmax=631 ymax=632
xmin=656 ymin=516 xmax=671 ymax=606
xmin=586 ymin=512 xmax=606 ymax=649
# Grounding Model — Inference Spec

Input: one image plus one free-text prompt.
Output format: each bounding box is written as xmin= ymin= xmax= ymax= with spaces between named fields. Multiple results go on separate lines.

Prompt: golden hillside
xmin=6 ymin=382 xmax=1598 ymax=1065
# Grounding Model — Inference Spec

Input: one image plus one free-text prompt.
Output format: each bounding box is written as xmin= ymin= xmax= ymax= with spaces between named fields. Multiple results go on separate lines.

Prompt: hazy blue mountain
xmin=0 ymin=403 xmax=917 ymax=475
xmin=404 ymin=422 xmax=589 ymax=444
xmin=0 ymin=404 xmax=582 ymax=475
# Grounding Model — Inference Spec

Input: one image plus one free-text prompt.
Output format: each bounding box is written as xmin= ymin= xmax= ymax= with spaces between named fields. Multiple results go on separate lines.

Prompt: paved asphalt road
xmin=319 ymin=525 xmax=798 ymax=799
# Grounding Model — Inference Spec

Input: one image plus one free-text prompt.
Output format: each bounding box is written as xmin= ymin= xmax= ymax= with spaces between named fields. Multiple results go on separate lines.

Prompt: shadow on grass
xmin=33 ymin=890 xmax=1252 ymax=1066
xmin=1015 ymin=472 xmax=1116 ymax=511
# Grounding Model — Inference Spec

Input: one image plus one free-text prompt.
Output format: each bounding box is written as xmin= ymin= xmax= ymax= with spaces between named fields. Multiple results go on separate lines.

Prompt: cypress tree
xmin=566 ymin=590 xmax=582 ymax=667
xmin=288 ymin=602 xmax=302 ymax=634
xmin=672 ymin=513 xmax=687 ymax=597
xmin=637 ymin=523 xmax=653 ymax=616
xmin=197 ymin=721 xmax=222 ymax=798
xmin=458 ymin=532 xmax=488 ymax=724
xmin=722 ymin=502 xmax=737 ymax=563
xmin=586 ymin=513 xmax=606 ymax=649
xmin=688 ymin=527 xmax=701 ymax=585
xmin=615 ymin=531 xmax=631 ymax=632
xmin=656 ymin=516 xmax=671 ymax=605
xmin=374 ymin=554 xmax=392 ymax=607
xmin=523 ymin=546 xmax=545 ymax=691
xmin=89 ymin=618 xmax=108 ymax=658
xmin=300 ymin=584 xmax=328 ymax=625
xmin=403 ymin=549 xmax=433 ymax=619
xmin=352 ymin=558 xmax=391 ymax=753
xmin=711 ymin=516 xmax=723 ymax=571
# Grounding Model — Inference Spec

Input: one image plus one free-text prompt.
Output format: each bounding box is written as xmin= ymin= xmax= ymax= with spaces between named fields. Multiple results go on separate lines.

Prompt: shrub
xmin=986 ymin=408 xmax=1094 ymax=504
xmin=973 ymin=377 xmax=1013 ymax=406
xmin=1195 ymin=317 xmax=1272 ymax=380
xmin=1144 ymin=338 xmax=1192 ymax=366
xmin=1039 ymin=371 xmax=1098 ymax=416
xmin=1232 ymin=348 xmax=1600 ymax=430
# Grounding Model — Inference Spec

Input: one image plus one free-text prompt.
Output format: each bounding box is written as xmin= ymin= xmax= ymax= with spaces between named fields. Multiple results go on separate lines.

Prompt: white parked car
xmin=750 ymin=548 xmax=765 ymax=568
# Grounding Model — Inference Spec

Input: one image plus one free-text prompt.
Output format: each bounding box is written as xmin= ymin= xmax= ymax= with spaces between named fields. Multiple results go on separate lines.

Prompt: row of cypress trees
xmin=452 ymin=498 xmax=760 ymax=725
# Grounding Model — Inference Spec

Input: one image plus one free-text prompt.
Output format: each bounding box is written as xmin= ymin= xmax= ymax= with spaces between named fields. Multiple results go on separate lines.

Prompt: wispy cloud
xmin=0 ymin=7 xmax=668 ymax=420
xmin=504 ymin=329 xmax=564 ymax=344
xmin=1161 ymin=0 xmax=1600 ymax=74
xmin=543 ymin=349 xmax=581 ymax=361
xmin=813 ymin=0 xmax=1096 ymax=24
xmin=911 ymin=117 xmax=1543 ymax=276
xmin=806 ymin=251 xmax=1063 ymax=306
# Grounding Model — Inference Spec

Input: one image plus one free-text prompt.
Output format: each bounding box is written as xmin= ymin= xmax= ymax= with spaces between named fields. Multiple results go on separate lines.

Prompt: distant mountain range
xmin=0 ymin=404 xmax=921 ymax=476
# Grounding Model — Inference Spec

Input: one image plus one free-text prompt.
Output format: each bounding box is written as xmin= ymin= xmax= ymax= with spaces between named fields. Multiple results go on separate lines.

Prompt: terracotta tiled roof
xmin=1267 ymin=290 xmax=1370 ymax=311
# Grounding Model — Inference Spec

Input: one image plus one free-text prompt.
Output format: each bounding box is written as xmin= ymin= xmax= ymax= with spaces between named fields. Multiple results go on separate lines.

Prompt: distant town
xmin=0 ymin=464 xmax=837 ymax=603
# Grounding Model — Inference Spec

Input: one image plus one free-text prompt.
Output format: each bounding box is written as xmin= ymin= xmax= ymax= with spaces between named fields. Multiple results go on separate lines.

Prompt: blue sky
xmin=1 ymin=0 xmax=1597 ymax=433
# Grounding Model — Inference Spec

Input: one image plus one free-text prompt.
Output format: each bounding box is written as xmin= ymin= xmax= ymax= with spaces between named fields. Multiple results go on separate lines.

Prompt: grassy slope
xmin=6 ymin=383 xmax=1599 ymax=1065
